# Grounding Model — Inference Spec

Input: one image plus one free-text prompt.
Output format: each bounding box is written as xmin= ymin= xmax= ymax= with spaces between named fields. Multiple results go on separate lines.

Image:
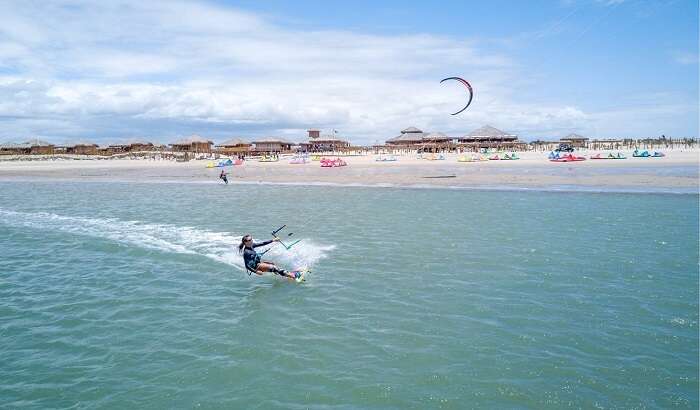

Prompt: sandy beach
xmin=0 ymin=149 xmax=697 ymax=192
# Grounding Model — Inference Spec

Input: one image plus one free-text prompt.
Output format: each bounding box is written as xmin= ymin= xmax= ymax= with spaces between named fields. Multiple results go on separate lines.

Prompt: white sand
xmin=0 ymin=149 xmax=697 ymax=192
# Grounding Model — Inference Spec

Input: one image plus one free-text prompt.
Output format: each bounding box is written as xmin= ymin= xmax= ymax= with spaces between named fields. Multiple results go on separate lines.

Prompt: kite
xmin=440 ymin=77 xmax=473 ymax=115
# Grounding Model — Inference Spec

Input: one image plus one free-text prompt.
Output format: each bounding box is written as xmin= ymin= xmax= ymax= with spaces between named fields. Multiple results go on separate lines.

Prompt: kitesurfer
xmin=238 ymin=235 xmax=300 ymax=279
xmin=219 ymin=169 xmax=228 ymax=184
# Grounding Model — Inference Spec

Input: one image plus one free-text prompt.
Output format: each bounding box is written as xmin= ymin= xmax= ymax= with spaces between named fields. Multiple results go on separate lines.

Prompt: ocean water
xmin=0 ymin=181 xmax=697 ymax=409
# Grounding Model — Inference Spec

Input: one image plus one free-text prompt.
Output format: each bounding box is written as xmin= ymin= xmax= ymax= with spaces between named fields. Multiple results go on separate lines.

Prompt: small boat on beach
xmin=458 ymin=154 xmax=489 ymax=162
xmin=550 ymin=153 xmax=586 ymax=162
xmin=633 ymin=149 xmax=664 ymax=158
xmin=590 ymin=152 xmax=626 ymax=160
xmin=206 ymin=159 xmax=235 ymax=168
xmin=259 ymin=155 xmax=279 ymax=162
xmin=457 ymin=155 xmax=473 ymax=162
xmin=289 ymin=155 xmax=308 ymax=164
xmin=320 ymin=157 xmax=347 ymax=167
xmin=375 ymin=154 xmax=397 ymax=162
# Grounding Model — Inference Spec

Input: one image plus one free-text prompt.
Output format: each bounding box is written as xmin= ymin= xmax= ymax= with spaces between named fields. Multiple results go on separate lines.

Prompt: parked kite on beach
xmin=440 ymin=77 xmax=473 ymax=115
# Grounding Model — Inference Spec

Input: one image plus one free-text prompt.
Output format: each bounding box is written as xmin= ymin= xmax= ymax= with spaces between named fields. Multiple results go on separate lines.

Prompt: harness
xmin=244 ymin=251 xmax=261 ymax=276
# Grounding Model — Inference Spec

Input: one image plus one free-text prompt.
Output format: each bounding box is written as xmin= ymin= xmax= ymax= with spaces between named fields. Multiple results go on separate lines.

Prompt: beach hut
xmin=170 ymin=135 xmax=213 ymax=153
xmin=252 ymin=137 xmax=294 ymax=154
xmin=25 ymin=139 xmax=55 ymax=155
xmin=97 ymin=145 xmax=116 ymax=156
xmin=385 ymin=127 xmax=426 ymax=147
xmin=0 ymin=139 xmax=55 ymax=155
xmin=421 ymin=132 xmax=454 ymax=152
xmin=299 ymin=129 xmax=351 ymax=153
xmin=216 ymin=138 xmax=252 ymax=155
xmin=560 ymin=133 xmax=589 ymax=148
xmin=458 ymin=125 xmax=522 ymax=151
xmin=126 ymin=139 xmax=155 ymax=152
xmin=59 ymin=141 xmax=99 ymax=155
xmin=108 ymin=139 xmax=154 ymax=154
xmin=0 ymin=142 xmax=30 ymax=155
xmin=307 ymin=129 xmax=321 ymax=139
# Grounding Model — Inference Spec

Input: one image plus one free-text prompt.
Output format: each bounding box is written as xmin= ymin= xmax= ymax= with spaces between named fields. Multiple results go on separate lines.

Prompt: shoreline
xmin=0 ymin=150 xmax=697 ymax=194
xmin=1 ymin=175 xmax=697 ymax=196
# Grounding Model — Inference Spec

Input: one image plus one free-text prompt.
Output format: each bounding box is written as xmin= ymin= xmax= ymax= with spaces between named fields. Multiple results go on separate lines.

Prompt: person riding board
xmin=238 ymin=234 xmax=301 ymax=279
xmin=219 ymin=169 xmax=228 ymax=184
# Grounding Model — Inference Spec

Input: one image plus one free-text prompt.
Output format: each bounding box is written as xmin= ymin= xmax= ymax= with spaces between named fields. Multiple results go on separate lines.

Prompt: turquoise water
xmin=1 ymin=181 xmax=698 ymax=408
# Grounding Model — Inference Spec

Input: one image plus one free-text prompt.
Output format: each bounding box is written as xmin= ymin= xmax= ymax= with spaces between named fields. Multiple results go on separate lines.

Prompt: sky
xmin=0 ymin=0 xmax=697 ymax=144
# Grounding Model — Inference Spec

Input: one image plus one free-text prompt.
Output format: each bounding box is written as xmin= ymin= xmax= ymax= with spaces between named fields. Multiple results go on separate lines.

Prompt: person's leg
xmin=257 ymin=262 xmax=293 ymax=278
xmin=255 ymin=262 xmax=273 ymax=275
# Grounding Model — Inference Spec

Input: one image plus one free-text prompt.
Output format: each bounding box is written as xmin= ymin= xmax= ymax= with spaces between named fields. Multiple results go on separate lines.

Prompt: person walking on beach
xmin=238 ymin=235 xmax=300 ymax=279
xmin=219 ymin=169 xmax=228 ymax=184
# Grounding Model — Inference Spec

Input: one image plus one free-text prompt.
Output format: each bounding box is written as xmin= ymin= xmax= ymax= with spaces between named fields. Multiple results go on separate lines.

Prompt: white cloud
xmin=0 ymin=0 xmax=694 ymax=143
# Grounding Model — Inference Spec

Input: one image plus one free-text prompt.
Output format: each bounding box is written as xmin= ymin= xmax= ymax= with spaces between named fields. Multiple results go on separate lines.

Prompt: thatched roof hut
xmin=216 ymin=138 xmax=252 ymax=154
xmin=252 ymin=137 xmax=295 ymax=153
xmin=457 ymin=125 xmax=525 ymax=150
xmin=170 ymin=135 xmax=213 ymax=153
xmin=57 ymin=140 xmax=99 ymax=155
xmin=0 ymin=141 xmax=30 ymax=155
xmin=25 ymin=138 xmax=53 ymax=148
xmin=299 ymin=134 xmax=351 ymax=152
xmin=386 ymin=126 xmax=427 ymax=145
xmin=423 ymin=132 xmax=452 ymax=142
xmin=217 ymin=138 xmax=251 ymax=147
xmin=109 ymin=139 xmax=155 ymax=152
xmin=460 ymin=125 xmax=518 ymax=141
xmin=561 ymin=133 xmax=588 ymax=142
xmin=25 ymin=138 xmax=54 ymax=154
xmin=560 ymin=133 xmax=589 ymax=148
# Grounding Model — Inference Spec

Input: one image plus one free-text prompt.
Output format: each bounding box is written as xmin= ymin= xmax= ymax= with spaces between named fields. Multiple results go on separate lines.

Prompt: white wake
xmin=0 ymin=208 xmax=334 ymax=272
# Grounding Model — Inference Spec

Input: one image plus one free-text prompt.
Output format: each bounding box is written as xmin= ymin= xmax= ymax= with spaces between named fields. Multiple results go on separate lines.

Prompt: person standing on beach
xmin=219 ymin=169 xmax=228 ymax=184
xmin=238 ymin=235 xmax=300 ymax=279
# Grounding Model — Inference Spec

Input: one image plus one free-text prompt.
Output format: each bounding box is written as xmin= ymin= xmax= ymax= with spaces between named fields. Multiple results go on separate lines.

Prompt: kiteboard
xmin=290 ymin=267 xmax=310 ymax=283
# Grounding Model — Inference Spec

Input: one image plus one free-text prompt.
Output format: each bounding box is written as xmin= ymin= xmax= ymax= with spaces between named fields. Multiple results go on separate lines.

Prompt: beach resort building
xmin=458 ymin=125 xmax=525 ymax=150
xmin=0 ymin=142 xmax=28 ymax=155
xmin=107 ymin=140 xmax=155 ymax=154
xmin=420 ymin=132 xmax=455 ymax=152
xmin=53 ymin=141 xmax=99 ymax=155
xmin=216 ymin=138 xmax=252 ymax=155
xmin=170 ymin=135 xmax=213 ymax=153
xmin=386 ymin=127 xmax=427 ymax=147
xmin=560 ymin=133 xmax=589 ymax=148
xmin=252 ymin=137 xmax=295 ymax=154
xmin=0 ymin=139 xmax=55 ymax=155
xmin=384 ymin=127 xmax=455 ymax=152
xmin=299 ymin=129 xmax=351 ymax=152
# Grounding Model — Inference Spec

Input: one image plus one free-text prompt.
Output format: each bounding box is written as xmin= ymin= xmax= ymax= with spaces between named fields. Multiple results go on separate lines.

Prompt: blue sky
xmin=0 ymin=0 xmax=697 ymax=144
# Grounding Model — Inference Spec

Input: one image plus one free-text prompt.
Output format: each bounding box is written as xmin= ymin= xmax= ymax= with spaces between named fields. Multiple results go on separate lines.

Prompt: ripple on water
xmin=0 ymin=182 xmax=697 ymax=408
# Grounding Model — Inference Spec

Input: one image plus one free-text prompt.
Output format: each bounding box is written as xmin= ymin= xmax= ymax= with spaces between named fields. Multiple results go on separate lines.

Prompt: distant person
xmin=219 ymin=169 xmax=228 ymax=184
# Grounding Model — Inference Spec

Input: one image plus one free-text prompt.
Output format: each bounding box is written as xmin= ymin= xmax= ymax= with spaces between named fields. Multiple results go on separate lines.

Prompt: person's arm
xmin=252 ymin=239 xmax=274 ymax=248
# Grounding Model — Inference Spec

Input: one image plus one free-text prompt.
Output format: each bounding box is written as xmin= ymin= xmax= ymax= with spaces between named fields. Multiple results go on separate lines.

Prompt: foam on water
xmin=0 ymin=208 xmax=334 ymax=272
